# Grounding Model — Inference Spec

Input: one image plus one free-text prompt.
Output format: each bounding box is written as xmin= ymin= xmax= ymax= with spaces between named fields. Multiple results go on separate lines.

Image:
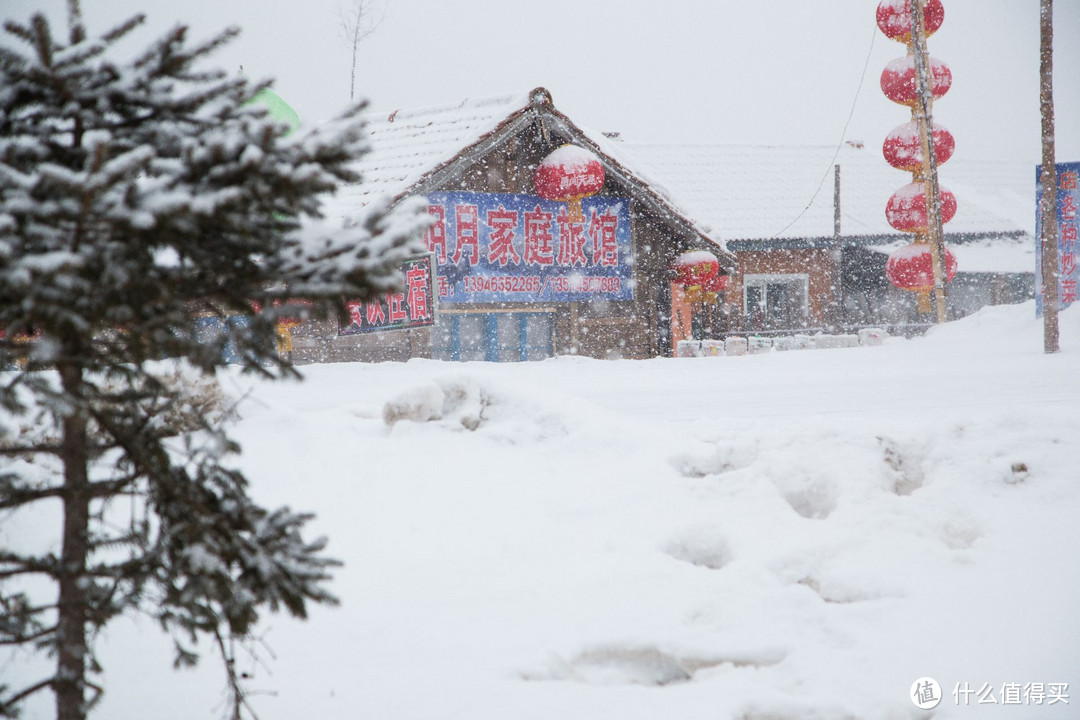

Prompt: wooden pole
xmin=1040 ymin=0 xmax=1060 ymax=353
xmin=909 ymin=0 xmax=948 ymax=324
xmin=833 ymin=164 xmax=842 ymax=239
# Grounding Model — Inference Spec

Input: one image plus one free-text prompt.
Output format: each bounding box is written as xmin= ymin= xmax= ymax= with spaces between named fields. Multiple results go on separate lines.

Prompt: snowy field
xmin=4 ymin=301 xmax=1079 ymax=720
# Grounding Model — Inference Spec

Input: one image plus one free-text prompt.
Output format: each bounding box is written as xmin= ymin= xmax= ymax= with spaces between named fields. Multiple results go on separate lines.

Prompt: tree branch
xmin=0 ymin=442 xmax=65 ymax=456
xmin=0 ymin=624 xmax=58 ymax=646
xmin=0 ymin=676 xmax=55 ymax=711
xmin=0 ymin=475 xmax=141 ymax=510
xmin=0 ymin=553 xmax=59 ymax=578
xmin=214 ymin=628 xmax=260 ymax=720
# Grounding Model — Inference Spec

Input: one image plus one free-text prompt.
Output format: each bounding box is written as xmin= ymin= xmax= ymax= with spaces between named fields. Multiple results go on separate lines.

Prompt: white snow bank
xmin=3 ymin=302 xmax=1078 ymax=720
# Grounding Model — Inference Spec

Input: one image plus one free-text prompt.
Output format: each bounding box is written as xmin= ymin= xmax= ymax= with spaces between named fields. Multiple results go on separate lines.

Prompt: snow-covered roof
xmin=327 ymin=88 xmax=731 ymax=262
xmin=948 ymin=237 xmax=1035 ymax=274
xmin=342 ymin=92 xmax=535 ymax=208
xmin=323 ymin=88 xmax=1037 ymax=274
xmin=611 ymin=141 xmax=1036 ymax=242
xmin=869 ymin=236 xmax=1036 ymax=275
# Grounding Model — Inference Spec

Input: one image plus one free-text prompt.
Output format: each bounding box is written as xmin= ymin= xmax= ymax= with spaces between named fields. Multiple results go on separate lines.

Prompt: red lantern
xmin=671 ymin=250 xmax=719 ymax=287
xmin=882 ymin=120 xmax=955 ymax=171
xmin=534 ymin=144 xmax=605 ymax=222
xmin=885 ymin=181 xmax=957 ymax=233
xmin=671 ymin=250 xmax=720 ymax=305
xmin=876 ymin=0 xmax=945 ymax=44
xmin=880 ymin=55 xmax=952 ymax=106
xmin=886 ymin=241 xmax=958 ymax=291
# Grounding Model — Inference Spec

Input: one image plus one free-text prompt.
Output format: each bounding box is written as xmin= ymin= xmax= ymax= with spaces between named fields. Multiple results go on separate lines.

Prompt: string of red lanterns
xmin=877 ymin=0 xmax=958 ymax=314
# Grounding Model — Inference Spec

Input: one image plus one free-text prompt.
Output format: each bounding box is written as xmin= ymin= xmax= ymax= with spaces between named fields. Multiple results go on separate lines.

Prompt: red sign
xmin=339 ymin=256 xmax=436 ymax=335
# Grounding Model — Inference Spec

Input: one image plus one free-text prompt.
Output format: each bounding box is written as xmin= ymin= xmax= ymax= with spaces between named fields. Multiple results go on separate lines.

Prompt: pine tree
xmin=0 ymin=3 xmax=425 ymax=719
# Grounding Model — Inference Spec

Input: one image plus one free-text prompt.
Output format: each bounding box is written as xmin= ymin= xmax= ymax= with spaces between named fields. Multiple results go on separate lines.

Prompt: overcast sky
xmin=6 ymin=1 xmax=1080 ymax=168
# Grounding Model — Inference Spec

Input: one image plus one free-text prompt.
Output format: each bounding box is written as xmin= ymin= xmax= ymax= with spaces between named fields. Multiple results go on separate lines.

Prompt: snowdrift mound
xmin=382 ymin=374 xmax=489 ymax=430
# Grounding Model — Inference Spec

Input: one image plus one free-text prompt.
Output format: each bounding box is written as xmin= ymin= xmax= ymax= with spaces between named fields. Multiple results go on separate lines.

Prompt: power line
xmin=770 ymin=20 xmax=879 ymax=239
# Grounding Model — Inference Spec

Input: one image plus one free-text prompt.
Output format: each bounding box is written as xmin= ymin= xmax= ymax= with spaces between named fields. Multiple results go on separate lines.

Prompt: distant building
xmin=609 ymin=142 xmax=1035 ymax=336
xmin=290 ymin=88 xmax=1035 ymax=362
xmin=292 ymin=88 xmax=733 ymax=362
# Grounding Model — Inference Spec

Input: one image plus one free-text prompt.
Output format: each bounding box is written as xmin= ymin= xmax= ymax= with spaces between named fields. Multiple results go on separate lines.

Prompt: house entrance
xmin=432 ymin=312 xmax=554 ymax=362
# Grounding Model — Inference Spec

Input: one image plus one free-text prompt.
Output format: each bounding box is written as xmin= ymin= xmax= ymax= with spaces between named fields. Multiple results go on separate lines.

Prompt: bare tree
xmin=1040 ymin=0 xmax=1060 ymax=353
xmin=340 ymin=0 xmax=384 ymax=102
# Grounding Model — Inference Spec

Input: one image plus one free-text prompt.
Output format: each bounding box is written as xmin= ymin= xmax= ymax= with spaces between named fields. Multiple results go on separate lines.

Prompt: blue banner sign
xmin=1036 ymin=161 xmax=1079 ymax=313
xmin=423 ymin=191 xmax=633 ymax=303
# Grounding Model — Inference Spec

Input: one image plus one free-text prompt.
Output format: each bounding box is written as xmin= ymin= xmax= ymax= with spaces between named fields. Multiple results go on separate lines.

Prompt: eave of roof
xmin=727 ymin=229 xmax=1030 ymax=252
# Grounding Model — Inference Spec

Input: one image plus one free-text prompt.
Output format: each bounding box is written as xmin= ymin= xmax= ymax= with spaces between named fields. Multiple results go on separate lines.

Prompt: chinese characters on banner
xmin=424 ymin=191 xmax=633 ymax=303
xmin=338 ymin=255 xmax=436 ymax=335
xmin=1036 ymin=161 xmax=1080 ymax=313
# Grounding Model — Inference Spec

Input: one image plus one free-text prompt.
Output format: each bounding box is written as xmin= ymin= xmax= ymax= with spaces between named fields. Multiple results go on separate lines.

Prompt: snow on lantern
xmin=671 ymin=250 xmax=720 ymax=305
xmin=885 ymin=241 xmax=958 ymax=292
xmin=880 ymin=55 xmax=952 ymax=107
xmin=534 ymin=144 xmax=605 ymax=222
xmin=876 ymin=0 xmax=944 ymax=43
xmin=885 ymin=181 xmax=957 ymax=233
xmin=882 ymin=120 xmax=955 ymax=172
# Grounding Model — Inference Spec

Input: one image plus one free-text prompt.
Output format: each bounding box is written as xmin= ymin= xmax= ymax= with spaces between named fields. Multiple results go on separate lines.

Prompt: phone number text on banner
xmin=424 ymin=191 xmax=633 ymax=303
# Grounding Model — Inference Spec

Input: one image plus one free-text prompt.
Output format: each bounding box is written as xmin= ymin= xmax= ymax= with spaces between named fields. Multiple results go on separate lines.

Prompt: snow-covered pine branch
xmin=0 ymin=3 xmax=424 ymax=718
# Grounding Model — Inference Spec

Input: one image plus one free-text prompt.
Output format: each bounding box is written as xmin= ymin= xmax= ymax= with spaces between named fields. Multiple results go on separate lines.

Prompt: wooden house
xmin=290 ymin=88 xmax=734 ymax=362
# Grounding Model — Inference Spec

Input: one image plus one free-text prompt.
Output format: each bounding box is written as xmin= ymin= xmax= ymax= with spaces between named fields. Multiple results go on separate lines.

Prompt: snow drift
xmin=3 ymin=301 xmax=1078 ymax=720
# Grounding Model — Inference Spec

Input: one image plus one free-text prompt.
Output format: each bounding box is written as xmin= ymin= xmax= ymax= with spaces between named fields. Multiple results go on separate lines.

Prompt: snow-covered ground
xmin=4 ymin=301 xmax=1079 ymax=719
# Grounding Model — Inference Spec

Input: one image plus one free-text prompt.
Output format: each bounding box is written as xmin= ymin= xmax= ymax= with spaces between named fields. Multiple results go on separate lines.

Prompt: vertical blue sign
xmin=1036 ymin=161 xmax=1080 ymax=314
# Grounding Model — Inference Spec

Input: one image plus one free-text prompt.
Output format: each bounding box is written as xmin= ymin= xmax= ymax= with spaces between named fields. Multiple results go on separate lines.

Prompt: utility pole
xmin=1040 ymin=0 xmax=1060 ymax=353
xmin=833 ymin=164 xmax=842 ymax=239
xmin=910 ymin=0 xmax=948 ymax=324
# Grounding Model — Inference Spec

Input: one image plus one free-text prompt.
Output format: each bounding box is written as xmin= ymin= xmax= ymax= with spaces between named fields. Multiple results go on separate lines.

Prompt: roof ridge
xmin=621 ymin=141 xmax=848 ymax=150
xmin=364 ymin=92 xmax=531 ymax=124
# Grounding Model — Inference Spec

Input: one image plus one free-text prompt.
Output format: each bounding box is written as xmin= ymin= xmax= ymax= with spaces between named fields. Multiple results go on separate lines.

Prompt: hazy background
xmin=5 ymin=1 xmax=1080 ymax=167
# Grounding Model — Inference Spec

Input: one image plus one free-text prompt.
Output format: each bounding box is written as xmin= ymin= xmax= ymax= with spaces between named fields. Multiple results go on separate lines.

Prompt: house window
xmin=431 ymin=312 xmax=554 ymax=362
xmin=743 ymin=274 xmax=809 ymax=331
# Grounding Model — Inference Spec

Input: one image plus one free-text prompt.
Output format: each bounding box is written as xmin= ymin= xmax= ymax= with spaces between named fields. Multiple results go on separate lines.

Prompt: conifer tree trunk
xmin=55 ymin=362 xmax=91 ymax=720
